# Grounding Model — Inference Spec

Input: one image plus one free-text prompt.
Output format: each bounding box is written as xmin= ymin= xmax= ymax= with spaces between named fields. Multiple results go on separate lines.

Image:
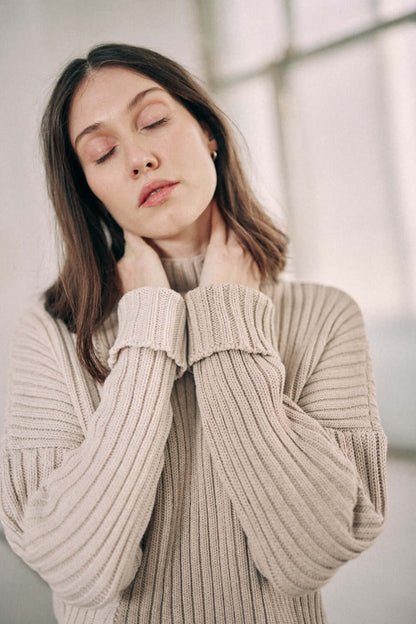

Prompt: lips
xmin=139 ymin=180 xmax=179 ymax=207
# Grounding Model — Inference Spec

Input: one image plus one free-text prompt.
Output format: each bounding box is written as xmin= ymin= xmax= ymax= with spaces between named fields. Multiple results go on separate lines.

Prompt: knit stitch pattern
xmin=0 ymin=255 xmax=387 ymax=623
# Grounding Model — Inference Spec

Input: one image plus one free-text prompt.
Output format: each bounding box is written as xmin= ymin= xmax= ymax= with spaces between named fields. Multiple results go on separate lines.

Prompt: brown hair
xmin=42 ymin=43 xmax=288 ymax=382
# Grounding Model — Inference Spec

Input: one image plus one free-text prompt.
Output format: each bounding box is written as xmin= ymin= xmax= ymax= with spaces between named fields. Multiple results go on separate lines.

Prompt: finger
xmin=123 ymin=230 xmax=148 ymax=253
xmin=209 ymin=203 xmax=227 ymax=246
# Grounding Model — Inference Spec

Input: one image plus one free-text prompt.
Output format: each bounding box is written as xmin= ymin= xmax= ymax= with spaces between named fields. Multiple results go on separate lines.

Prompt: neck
xmin=150 ymin=236 xmax=208 ymax=259
xmin=148 ymin=201 xmax=213 ymax=259
xmin=161 ymin=253 xmax=205 ymax=293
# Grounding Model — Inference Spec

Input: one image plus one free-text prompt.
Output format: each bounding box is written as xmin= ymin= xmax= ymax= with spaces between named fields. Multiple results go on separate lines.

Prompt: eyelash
xmin=95 ymin=117 xmax=169 ymax=165
xmin=96 ymin=147 xmax=115 ymax=165
xmin=146 ymin=117 xmax=168 ymax=130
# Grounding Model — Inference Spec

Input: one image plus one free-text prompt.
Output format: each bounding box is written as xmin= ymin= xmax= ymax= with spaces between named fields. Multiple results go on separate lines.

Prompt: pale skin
xmin=69 ymin=67 xmax=260 ymax=294
xmin=118 ymin=203 xmax=261 ymax=292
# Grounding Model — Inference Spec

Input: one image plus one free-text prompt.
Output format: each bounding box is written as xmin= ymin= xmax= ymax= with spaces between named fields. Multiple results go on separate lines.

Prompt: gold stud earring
xmin=211 ymin=150 xmax=218 ymax=161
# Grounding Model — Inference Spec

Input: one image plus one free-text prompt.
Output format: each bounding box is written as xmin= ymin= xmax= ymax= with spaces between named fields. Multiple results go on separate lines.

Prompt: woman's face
xmin=69 ymin=66 xmax=218 ymax=245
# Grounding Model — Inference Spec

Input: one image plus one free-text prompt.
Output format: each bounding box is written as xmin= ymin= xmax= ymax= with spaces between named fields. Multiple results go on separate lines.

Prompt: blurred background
xmin=1 ymin=0 xmax=415 ymax=622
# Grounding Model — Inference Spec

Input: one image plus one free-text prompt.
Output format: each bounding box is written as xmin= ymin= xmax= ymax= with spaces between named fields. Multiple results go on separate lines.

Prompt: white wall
xmin=0 ymin=0 xmax=204 ymax=430
xmin=207 ymin=3 xmax=416 ymax=451
xmin=1 ymin=3 xmax=414 ymax=623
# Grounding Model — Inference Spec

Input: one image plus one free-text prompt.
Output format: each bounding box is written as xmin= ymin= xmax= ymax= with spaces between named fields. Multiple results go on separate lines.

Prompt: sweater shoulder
xmin=13 ymin=296 xmax=70 ymax=334
xmin=12 ymin=298 xmax=118 ymax=362
xmin=269 ymin=278 xmax=359 ymax=304
xmin=264 ymin=280 xmax=369 ymax=407
xmin=265 ymin=279 xmax=366 ymax=364
xmin=8 ymin=300 xmax=76 ymax=380
xmin=10 ymin=298 xmax=65 ymax=353
xmin=267 ymin=279 xmax=363 ymax=327
xmin=5 ymin=300 xmax=117 ymax=446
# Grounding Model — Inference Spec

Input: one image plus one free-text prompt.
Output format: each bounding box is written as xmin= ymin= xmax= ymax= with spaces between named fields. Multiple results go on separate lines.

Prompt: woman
xmin=0 ymin=43 xmax=386 ymax=623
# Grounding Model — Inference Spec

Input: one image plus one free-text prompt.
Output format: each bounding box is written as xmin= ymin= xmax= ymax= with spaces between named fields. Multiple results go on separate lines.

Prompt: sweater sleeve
xmin=185 ymin=283 xmax=387 ymax=596
xmin=0 ymin=287 xmax=186 ymax=608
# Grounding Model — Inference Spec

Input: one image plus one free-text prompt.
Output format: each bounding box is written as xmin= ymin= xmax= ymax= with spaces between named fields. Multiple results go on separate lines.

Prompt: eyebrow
xmin=73 ymin=86 xmax=165 ymax=148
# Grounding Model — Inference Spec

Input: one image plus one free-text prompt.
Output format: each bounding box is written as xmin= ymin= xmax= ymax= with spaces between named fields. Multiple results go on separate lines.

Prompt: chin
xmin=154 ymin=211 xmax=203 ymax=234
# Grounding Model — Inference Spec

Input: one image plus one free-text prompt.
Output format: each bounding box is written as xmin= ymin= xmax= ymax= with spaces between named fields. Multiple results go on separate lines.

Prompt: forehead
xmin=69 ymin=67 xmax=171 ymax=138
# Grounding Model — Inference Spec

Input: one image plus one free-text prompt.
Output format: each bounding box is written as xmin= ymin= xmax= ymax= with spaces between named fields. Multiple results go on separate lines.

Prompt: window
xmin=194 ymin=0 xmax=416 ymax=449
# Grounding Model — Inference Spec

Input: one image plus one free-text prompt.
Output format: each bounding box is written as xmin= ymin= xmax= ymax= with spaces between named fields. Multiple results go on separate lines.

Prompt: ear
xmin=208 ymin=134 xmax=218 ymax=152
xmin=200 ymin=121 xmax=218 ymax=152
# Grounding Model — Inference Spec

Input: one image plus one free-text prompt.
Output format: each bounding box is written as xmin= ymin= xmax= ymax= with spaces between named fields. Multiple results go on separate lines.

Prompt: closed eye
xmin=144 ymin=117 xmax=168 ymax=130
xmin=96 ymin=146 xmax=116 ymax=165
xmin=94 ymin=117 xmax=168 ymax=164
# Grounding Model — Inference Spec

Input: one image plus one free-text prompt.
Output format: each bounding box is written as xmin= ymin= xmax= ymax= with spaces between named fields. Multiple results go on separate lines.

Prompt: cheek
xmin=85 ymin=170 xmax=116 ymax=205
xmin=177 ymin=131 xmax=217 ymax=191
xmin=171 ymin=123 xmax=209 ymax=160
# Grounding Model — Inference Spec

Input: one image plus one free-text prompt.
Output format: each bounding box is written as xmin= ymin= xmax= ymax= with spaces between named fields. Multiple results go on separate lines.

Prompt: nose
xmin=127 ymin=142 xmax=159 ymax=177
xmin=132 ymin=156 xmax=158 ymax=177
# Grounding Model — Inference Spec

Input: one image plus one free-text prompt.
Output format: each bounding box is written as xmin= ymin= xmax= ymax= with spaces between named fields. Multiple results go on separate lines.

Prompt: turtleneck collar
xmin=159 ymin=254 xmax=278 ymax=298
xmin=160 ymin=254 xmax=205 ymax=294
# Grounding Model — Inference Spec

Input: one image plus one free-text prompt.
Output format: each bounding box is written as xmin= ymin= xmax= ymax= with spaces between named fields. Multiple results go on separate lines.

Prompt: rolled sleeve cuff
xmin=108 ymin=287 xmax=187 ymax=374
xmin=185 ymin=284 xmax=277 ymax=366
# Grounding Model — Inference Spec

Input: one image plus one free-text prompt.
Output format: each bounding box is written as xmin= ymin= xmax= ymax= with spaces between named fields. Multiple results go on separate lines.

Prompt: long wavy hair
xmin=42 ymin=43 xmax=288 ymax=382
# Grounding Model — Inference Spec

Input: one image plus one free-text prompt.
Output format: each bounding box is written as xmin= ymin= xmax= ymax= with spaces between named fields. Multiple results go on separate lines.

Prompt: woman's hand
xmin=199 ymin=203 xmax=261 ymax=290
xmin=117 ymin=231 xmax=170 ymax=294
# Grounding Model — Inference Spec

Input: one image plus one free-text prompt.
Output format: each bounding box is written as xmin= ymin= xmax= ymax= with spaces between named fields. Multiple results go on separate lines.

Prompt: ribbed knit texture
xmin=0 ymin=255 xmax=387 ymax=623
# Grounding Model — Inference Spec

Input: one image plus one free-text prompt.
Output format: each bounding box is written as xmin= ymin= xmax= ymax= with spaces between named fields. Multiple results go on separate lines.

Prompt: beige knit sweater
xmin=0 ymin=255 xmax=387 ymax=623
